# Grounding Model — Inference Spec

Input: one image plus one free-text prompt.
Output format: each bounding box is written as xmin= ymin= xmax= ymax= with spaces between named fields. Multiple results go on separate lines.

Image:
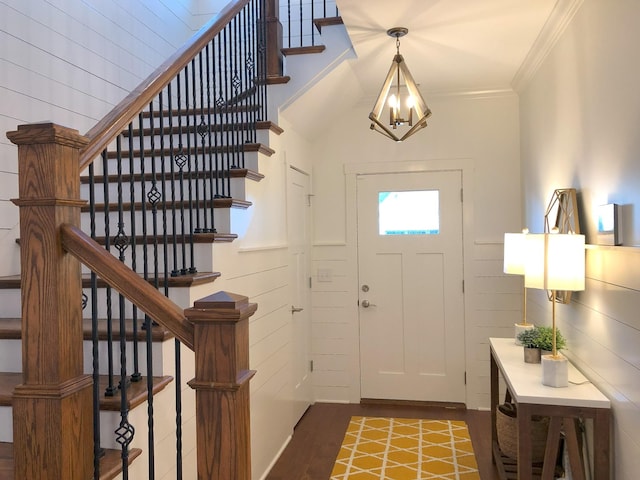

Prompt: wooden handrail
xmin=79 ymin=0 xmax=251 ymax=170
xmin=60 ymin=223 xmax=195 ymax=350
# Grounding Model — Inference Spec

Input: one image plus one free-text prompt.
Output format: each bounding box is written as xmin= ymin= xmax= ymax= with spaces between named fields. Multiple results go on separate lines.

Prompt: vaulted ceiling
xmin=338 ymin=0 xmax=558 ymax=95
xmin=280 ymin=0 xmax=569 ymax=137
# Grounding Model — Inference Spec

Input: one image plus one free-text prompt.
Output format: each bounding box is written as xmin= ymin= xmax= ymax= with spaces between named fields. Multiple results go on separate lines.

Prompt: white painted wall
xmin=519 ymin=1 xmax=640 ymax=478
xmin=308 ymin=92 xmax=523 ymax=409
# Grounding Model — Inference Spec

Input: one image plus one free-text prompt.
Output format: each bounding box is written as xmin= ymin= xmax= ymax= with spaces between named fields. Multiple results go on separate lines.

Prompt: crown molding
xmin=511 ymin=0 xmax=584 ymax=93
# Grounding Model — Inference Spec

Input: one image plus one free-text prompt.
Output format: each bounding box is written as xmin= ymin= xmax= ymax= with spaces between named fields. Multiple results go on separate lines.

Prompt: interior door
xmin=357 ymin=170 xmax=466 ymax=402
xmin=288 ymin=166 xmax=312 ymax=421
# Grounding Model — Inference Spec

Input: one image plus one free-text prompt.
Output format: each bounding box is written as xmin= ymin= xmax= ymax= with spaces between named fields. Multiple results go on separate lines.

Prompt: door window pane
xmin=378 ymin=190 xmax=440 ymax=235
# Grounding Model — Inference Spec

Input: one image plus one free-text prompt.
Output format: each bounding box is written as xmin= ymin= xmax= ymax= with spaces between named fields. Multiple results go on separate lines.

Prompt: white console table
xmin=490 ymin=337 xmax=611 ymax=480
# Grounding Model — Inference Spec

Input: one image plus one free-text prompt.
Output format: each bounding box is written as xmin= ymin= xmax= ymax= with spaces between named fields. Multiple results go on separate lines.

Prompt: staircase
xmin=0 ymin=0 xmax=346 ymax=477
xmin=0 ymin=117 xmax=280 ymax=479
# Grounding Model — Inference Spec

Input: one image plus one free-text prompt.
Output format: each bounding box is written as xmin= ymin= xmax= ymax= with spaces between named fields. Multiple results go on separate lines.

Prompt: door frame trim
xmin=345 ymin=159 xmax=475 ymax=405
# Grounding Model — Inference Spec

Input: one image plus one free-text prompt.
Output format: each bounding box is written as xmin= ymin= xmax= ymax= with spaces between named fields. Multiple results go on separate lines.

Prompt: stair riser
xmin=0 ymin=336 xmax=175 ymax=379
xmin=81 ymin=175 xmax=247 ymax=205
xmin=0 ymin=339 xmax=20 ymax=373
xmin=121 ymin=129 xmax=258 ymax=151
xmin=88 ymin=149 xmax=260 ymax=176
xmin=98 ymin=385 xmax=197 ymax=479
xmin=84 ymin=334 xmax=182 ymax=378
xmin=79 ymin=242 xmax=215 ymax=278
xmin=81 ymin=281 xmax=194 ymax=322
xmin=0 ymin=406 xmax=11 ymax=442
xmin=0 ymin=290 xmax=20 ymax=318
xmin=80 ymin=206 xmax=234 ymax=240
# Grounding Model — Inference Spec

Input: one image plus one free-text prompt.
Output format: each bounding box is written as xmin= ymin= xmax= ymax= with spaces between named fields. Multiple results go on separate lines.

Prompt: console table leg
xmin=564 ymin=418 xmax=586 ymax=480
xmin=541 ymin=417 xmax=562 ymax=480
xmin=593 ymin=409 xmax=611 ymax=479
xmin=490 ymin=352 xmax=499 ymax=466
xmin=517 ymin=404 xmax=533 ymax=480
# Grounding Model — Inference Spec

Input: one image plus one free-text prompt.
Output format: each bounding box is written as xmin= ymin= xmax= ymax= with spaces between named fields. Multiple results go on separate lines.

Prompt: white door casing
xmin=357 ymin=170 xmax=466 ymax=403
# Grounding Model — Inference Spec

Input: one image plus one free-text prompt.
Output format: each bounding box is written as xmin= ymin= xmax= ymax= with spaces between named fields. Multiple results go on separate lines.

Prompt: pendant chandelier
xmin=369 ymin=27 xmax=431 ymax=142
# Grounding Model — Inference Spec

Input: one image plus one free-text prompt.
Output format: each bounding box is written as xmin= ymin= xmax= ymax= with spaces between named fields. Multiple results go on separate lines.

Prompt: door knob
xmin=361 ymin=300 xmax=376 ymax=308
xmin=291 ymin=306 xmax=304 ymax=313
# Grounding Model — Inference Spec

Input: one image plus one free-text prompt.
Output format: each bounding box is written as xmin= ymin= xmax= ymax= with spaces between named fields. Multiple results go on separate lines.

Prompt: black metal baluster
xmin=88 ymin=162 xmax=103 ymax=479
xmin=222 ymin=24 xmax=231 ymax=197
xmin=197 ymin=51 xmax=212 ymax=233
xmin=205 ymin=42 xmax=219 ymax=233
xmin=299 ymin=0 xmax=303 ymax=47
xmin=183 ymin=65 xmax=197 ymax=273
xmin=159 ymin=91 xmax=171 ymax=284
xmin=190 ymin=58 xmax=203 ymax=234
xmin=115 ymin=288 xmax=134 ymax=480
xmin=287 ymin=0 xmax=292 ymax=48
xmin=101 ymin=149 xmax=117 ymax=398
xmin=174 ymin=74 xmax=190 ymax=276
xmin=215 ymin=33 xmax=226 ymax=200
xmin=245 ymin=3 xmax=256 ymax=145
xmin=128 ymin=121 xmax=142 ymax=384
xmin=311 ymin=0 xmax=316 ymax=46
xmin=232 ymin=16 xmax=242 ymax=175
xmin=147 ymin=100 xmax=161 ymax=294
xmin=167 ymin=82 xmax=181 ymax=277
xmin=113 ymin=133 xmax=136 ymax=382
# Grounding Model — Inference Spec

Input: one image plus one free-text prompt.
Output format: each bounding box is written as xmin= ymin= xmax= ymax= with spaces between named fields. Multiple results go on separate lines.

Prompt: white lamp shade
xmin=504 ymin=232 xmax=527 ymax=275
xmin=525 ymin=233 xmax=585 ymax=291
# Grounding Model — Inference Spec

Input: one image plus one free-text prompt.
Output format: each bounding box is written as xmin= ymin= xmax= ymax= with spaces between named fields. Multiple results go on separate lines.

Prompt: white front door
xmin=357 ymin=170 xmax=466 ymax=402
xmin=288 ymin=166 xmax=312 ymax=421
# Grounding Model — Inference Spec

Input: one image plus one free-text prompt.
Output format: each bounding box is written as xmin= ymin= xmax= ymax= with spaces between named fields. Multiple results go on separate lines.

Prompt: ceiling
xmin=337 ymin=0 xmax=559 ymax=96
xmin=279 ymin=0 xmax=566 ymax=137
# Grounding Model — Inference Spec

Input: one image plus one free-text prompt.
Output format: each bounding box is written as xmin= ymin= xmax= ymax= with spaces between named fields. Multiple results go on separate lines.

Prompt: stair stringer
xmin=268 ymin=21 xmax=357 ymax=120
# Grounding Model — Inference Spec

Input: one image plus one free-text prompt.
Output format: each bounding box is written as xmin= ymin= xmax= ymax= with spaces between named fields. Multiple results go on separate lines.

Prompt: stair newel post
xmin=6 ymin=122 xmax=93 ymax=479
xmin=185 ymin=291 xmax=257 ymax=480
xmin=264 ymin=0 xmax=284 ymax=78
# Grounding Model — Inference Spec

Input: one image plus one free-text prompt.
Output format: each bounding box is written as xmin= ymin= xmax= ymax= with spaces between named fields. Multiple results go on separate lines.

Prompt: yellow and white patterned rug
xmin=330 ymin=416 xmax=480 ymax=480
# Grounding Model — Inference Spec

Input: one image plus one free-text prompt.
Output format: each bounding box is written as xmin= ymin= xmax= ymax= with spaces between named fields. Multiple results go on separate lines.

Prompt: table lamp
xmin=504 ymin=229 xmax=533 ymax=344
xmin=525 ymin=229 xmax=585 ymax=387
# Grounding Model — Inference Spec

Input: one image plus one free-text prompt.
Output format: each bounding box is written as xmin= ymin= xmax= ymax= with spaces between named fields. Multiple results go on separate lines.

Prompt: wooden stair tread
xmin=265 ymin=75 xmax=291 ymax=85
xmin=0 ymin=271 xmax=221 ymax=289
xmin=0 ymin=374 xmax=20 ymax=405
xmin=313 ymin=16 xmax=343 ymax=33
xmin=0 ymin=442 xmax=142 ymax=480
xmin=0 ymin=372 xmax=172 ymax=411
xmin=0 ymin=318 xmax=174 ymax=343
xmin=104 ymin=142 xmax=274 ymax=159
xmin=17 ymin=232 xmax=238 ymax=246
xmin=81 ymin=197 xmax=251 ymax=213
xmin=80 ymin=168 xmax=265 ymax=185
xmin=123 ymin=120 xmax=282 ymax=138
xmin=141 ymin=105 xmax=261 ymax=117
xmin=99 ymin=447 xmax=143 ymax=480
xmin=90 ymin=232 xmax=237 ymax=245
xmin=282 ymin=45 xmax=326 ymax=56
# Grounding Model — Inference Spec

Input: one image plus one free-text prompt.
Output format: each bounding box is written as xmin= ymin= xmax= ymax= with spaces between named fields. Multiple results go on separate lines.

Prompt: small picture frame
xmin=597 ymin=203 xmax=622 ymax=246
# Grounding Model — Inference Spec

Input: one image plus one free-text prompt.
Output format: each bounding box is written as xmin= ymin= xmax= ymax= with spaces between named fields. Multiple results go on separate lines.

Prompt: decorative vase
xmin=515 ymin=323 xmax=534 ymax=345
xmin=541 ymin=354 xmax=568 ymax=387
xmin=523 ymin=347 xmax=541 ymax=364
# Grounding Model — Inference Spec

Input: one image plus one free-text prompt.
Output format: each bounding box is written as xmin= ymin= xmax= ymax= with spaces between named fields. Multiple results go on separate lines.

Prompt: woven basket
xmin=496 ymin=403 xmax=549 ymax=463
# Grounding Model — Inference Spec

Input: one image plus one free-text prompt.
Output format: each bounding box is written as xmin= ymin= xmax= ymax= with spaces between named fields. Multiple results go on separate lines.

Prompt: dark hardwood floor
xmin=265 ymin=402 xmax=500 ymax=480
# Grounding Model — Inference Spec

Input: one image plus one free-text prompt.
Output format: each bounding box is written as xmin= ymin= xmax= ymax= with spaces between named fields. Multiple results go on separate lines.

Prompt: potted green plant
xmin=534 ymin=326 xmax=566 ymax=354
xmin=517 ymin=328 xmax=542 ymax=363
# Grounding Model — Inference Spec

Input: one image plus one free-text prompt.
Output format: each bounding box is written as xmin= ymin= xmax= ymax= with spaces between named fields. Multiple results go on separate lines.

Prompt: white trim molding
xmin=512 ymin=0 xmax=584 ymax=93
